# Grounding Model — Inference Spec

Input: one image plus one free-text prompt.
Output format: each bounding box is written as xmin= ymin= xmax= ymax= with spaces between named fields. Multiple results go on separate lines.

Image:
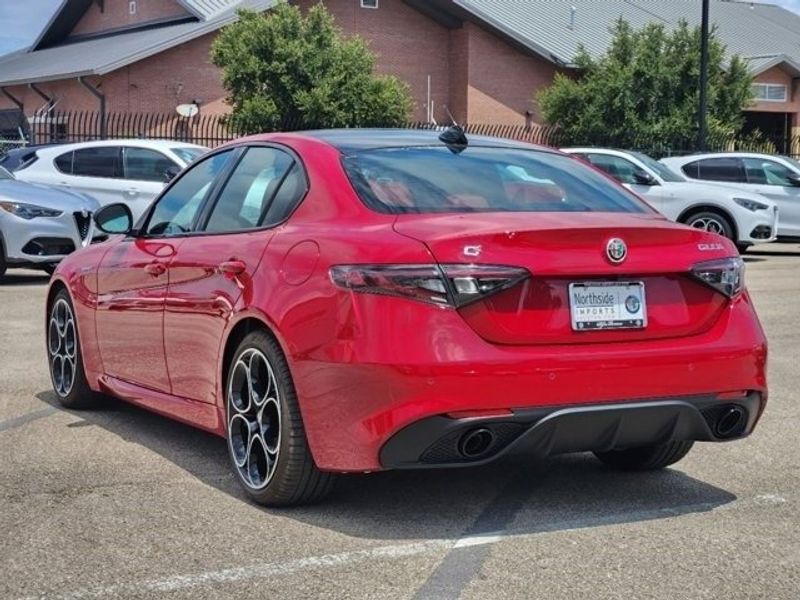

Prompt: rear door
xmin=66 ymin=146 xmax=125 ymax=206
xmin=122 ymin=146 xmax=179 ymax=220
xmin=164 ymin=145 xmax=307 ymax=403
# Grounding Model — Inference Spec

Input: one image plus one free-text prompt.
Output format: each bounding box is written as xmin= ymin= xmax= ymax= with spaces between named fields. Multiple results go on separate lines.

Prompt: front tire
xmin=225 ymin=330 xmax=335 ymax=506
xmin=47 ymin=289 xmax=101 ymax=409
xmin=594 ymin=440 xmax=694 ymax=471
xmin=683 ymin=210 xmax=735 ymax=242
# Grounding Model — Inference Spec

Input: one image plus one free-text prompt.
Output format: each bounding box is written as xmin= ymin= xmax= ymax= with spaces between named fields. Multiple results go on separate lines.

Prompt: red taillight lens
xmin=691 ymin=257 xmax=745 ymax=298
xmin=330 ymin=264 xmax=529 ymax=308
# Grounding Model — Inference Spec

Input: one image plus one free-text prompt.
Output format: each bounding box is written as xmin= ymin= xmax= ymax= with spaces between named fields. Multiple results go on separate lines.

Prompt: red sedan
xmin=46 ymin=128 xmax=767 ymax=506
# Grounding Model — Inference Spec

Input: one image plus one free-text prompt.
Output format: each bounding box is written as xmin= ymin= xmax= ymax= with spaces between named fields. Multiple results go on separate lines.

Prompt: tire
xmin=41 ymin=264 xmax=56 ymax=276
xmin=0 ymin=239 xmax=6 ymax=279
xmin=225 ymin=329 xmax=335 ymax=506
xmin=683 ymin=210 xmax=735 ymax=242
xmin=593 ymin=440 xmax=694 ymax=471
xmin=47 ymin=289 xmax=102 ymax=409
xmin=736 ymin=243 xmax=751 ymax=255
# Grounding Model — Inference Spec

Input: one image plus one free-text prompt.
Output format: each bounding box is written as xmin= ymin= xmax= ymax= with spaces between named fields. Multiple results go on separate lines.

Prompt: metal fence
xmin=2 ymin=109 xmax=797 ymax=159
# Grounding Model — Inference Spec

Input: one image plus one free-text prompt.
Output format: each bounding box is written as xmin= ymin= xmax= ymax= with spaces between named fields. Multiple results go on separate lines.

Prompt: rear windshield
xmin=342 ymin=146 xmax=651 ymax=214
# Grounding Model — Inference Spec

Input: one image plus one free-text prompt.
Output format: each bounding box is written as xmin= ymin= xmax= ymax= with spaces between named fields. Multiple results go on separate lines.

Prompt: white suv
xmin=660 ymin=152 xmax=800 ymax=238
xmin=562 ymin=148 xmax=779 ymax=251
xmin=14 ymin=140 xmax=208 ymax=222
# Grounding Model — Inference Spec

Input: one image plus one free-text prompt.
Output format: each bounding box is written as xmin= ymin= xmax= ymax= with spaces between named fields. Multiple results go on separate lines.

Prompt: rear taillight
xmin=691 ymin=257 xmax=745 ymax=298
xmin=330 ymin=264 xmax=529 ymax=308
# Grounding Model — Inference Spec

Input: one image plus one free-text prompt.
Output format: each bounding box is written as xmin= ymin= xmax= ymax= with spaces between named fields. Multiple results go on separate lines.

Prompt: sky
xmin=1 ymin=0 xmax=800 ymax=59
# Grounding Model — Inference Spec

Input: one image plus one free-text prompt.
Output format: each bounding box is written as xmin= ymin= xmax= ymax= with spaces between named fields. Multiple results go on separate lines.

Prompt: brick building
xmin=2 ymin=0 xmax=800 ymax=138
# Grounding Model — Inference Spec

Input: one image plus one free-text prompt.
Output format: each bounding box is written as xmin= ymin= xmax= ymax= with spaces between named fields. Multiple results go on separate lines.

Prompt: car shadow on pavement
xmin=0 ymin=273 xmax=50 ymax=286
xmin=36 ymin=390 xmax=737 ymax=541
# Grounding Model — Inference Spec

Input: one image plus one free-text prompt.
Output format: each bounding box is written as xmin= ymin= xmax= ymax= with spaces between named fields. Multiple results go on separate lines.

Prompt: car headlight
xmin=0 ymin=201 xmax=63 ymax=219
xmin=733 ymin=197 xmax=769 ymax=212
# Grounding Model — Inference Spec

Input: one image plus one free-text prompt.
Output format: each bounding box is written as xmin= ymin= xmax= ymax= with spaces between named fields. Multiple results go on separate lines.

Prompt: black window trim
xmin=136 ymin=141 xmax=310 ymax=240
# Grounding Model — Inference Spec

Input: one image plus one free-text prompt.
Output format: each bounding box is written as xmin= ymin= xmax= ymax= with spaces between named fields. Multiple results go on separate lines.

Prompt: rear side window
xmin=342 ymin=146 xmax=650 ymax=214
xmin=72 ymin=147 xmax=122 ymax=178
xmin=203 ymin=147 xmax=297 ymax=233
xmin=55 ymin=151 xmax=73 ymax=174
xmin=694 ymin=158 xmax=746 ymax=183
xmin=124 ymin=147 xmax=177 ymax=182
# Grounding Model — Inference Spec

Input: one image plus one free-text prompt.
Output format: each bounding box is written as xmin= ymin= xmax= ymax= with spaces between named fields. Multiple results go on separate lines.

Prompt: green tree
xmin=537 ymin=19 xmax=753 ymax=146
xmin=211 ymin=2 xmax=413 ymax=133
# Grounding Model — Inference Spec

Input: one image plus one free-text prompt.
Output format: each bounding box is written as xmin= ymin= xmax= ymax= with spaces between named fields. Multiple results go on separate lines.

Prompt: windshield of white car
xmin=627 ymin=151 xmax=685 ymax=182
xmin=172 ymin=147 xmax=208 ymax=164
xmin=0 ymin=166 xmax=14 ymax=180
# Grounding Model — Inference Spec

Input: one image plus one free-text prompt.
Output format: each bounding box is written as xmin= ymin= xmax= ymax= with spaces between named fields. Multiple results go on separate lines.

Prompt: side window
xmin=124 ymin=147 xmax=177 ymax=183
xmin=743 ymin=158 xmax=793 ymax=186
xmin=262 ymin=163 xmax=308 ymax=226
xmin=696 ymin=158 xmax=746 ymax=183
xmin=586 ymin=154 xmax=638 ymax=185
xmin=145 ymin=150 xmax=234 ymax=236
xmin=54 ymin=151 xmax=73 ymax=174
xmin=681 ymin=161 xmax=701 ymax=179
xmin=72 ymin=147 xmax=122 ymax=178
xmin=203 ymin=147 xmax=295 ymax=233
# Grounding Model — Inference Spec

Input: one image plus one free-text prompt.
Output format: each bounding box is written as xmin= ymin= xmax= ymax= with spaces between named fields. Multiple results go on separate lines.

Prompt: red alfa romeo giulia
xmin=46 ymin=128 xmax=768 ymax=506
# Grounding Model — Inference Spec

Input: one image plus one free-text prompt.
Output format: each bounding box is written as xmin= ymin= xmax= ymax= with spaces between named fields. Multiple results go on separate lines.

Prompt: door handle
xmin=219 ymin=260 xmax=246 ymax=275
xmin=144 ymin=262 xmax=166 ymax=277
xmin=124 ymin=188 xmax=139 ymax=196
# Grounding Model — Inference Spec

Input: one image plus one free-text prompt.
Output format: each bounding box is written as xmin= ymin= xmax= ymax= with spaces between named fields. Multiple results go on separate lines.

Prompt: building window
xmin=752 ymin=83 xmax=788 ymax=102
xmin=361 ymin=0 xmax=378 ymax=8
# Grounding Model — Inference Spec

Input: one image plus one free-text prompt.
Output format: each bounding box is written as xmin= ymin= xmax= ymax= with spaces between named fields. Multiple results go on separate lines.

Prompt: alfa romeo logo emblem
xmin=606 ymin=238 xmax=627 ymax=264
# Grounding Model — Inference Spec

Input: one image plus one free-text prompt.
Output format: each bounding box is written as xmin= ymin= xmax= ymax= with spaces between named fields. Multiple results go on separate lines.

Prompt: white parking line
xmin=17 ymin=494 xmax=787 ymax=600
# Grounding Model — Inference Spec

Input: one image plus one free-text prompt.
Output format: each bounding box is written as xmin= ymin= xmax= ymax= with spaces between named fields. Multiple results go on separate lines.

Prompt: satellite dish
xmin=176 ymin=103 xmax=199 ymax=118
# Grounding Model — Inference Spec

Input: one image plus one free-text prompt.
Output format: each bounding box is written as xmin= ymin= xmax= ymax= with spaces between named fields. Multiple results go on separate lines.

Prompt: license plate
xmin=569 ymin=282 xmax=647 ymax=331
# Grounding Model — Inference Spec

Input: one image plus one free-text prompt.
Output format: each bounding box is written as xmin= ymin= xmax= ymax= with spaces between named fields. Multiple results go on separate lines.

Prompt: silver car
xmin=0 ymin=165 xmax=100 ymax=278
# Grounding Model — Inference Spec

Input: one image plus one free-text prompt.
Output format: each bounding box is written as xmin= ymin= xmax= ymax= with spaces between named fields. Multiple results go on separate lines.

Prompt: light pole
xmin=698 ymin=0 xmax=710 ymax=150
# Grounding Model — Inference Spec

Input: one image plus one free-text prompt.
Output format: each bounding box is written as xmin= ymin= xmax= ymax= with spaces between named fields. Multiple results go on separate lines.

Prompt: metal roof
xmin=177 ymin=0 xmax=252 ymax=21
xmin=0 ymin=0 xmax=274 ymax=87
xmin=453 ymin=0 xmax=800 ymax=72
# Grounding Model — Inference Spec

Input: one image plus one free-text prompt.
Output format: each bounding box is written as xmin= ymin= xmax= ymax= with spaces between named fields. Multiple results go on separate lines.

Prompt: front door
xmin=741 ymin=157 xmax=800 ymax=237
xmin=96 ymin=148 xmax=237 ymax=392
xmin=164 ymin=145 xmax=300 ymax=403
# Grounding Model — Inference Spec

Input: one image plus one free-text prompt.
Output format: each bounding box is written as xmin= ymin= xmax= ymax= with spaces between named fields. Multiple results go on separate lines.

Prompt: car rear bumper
xmin=290 ymin=290 xmax=767 ymax=472
xmin=380 ymin=393 xmax=764 ymax=469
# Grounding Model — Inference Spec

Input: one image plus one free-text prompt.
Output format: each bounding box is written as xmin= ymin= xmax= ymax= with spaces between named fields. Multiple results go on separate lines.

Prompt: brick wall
xmin=294 ymin=0 xmax=451 ymax=122
xmin=71 ymin=0 xmax=191 ymax=37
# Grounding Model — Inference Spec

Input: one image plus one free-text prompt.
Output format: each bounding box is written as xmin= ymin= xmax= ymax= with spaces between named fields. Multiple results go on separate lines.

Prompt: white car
xmin=562 ymin=148 xmax=779 ymax=251
xmin=0 ymin=165 xmax=100 ymax=277
xmin=660 ymin=152 xmax=800 ymax=238
xmin=13 ymin=140 xmax=208 ymax=222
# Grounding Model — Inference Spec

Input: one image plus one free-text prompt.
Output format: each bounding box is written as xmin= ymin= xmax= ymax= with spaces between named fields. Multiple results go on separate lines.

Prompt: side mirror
xmin=787 ymin=173 xmax=800 ymax=187
xmin=164 ymin=165 xmax=181 ymax=183
xmin=633 ymin=170 xmax=658 ymax=186
xmin=94 ymin=203 xmax=133 ymax=235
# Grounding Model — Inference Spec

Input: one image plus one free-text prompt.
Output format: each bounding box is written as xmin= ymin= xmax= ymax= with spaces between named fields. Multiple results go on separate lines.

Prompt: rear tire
xmin=47 ymin=289 xmax=101 ymax=409
xmin=594 ymin=440 xmax=694 ymax=471
xmin=0 ymin=239 xmax=6 ymax=279
xmin=683 ymin=210 xmax=735 ymax=242
xmin=225 ymin=329 xmax=335 ymax=507
xmin=736 ymin=243 xmax=751 ymax=255
xmin=41 ymin=264 xmax=56 ymax=276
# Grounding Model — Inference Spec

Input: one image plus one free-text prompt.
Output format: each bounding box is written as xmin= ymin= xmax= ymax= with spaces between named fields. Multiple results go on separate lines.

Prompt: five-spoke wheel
xmin=49 ymin=298 xmax=77 ymax=398
xmin=225 ymin=330 xmax=335 ymax=506
xmin=227 ymin=348 xmax=282 ymax=490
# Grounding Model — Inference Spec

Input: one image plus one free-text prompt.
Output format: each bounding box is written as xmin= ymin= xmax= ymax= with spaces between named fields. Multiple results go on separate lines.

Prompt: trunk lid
xmin=394 ymin=212 xmax=736 ymax=345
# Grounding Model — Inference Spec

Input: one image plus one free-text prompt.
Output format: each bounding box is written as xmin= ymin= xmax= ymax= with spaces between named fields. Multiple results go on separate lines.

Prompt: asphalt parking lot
xmin=1 ymin=244 xmax=799 ymax=600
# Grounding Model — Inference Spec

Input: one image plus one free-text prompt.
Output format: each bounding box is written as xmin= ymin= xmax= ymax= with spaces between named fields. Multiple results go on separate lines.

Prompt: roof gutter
xmin=79 ymin=76 xmax=106 ymax=138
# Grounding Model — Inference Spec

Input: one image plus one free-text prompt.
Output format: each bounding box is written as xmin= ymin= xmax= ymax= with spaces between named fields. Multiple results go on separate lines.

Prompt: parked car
xmin=0 ymin=144 xmax=60 ymax=171
xmin=562 ymin=148 xmax=778 ymax=252
xmin=0 ymin=165 xmax=99 ymax=277
xmin=661 ymin=152 xmax=800 ymax=238
xmin=14 ymin=140 xmax=208 ymax=222
xmin=47 ymin=128 xmax=767 ymax=506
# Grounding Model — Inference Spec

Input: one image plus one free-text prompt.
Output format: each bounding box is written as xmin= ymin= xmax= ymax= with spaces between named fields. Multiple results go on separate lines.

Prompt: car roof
xmin=35 ymin=139 xmax=207 ymax=155
xmin=661 ymin=152 xmax=790 ymax=163
xmin=282 ymin=128 xmax=551 ymax=154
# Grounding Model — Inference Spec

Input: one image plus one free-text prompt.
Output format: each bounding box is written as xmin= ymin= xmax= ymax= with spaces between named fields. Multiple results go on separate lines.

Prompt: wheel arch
xmin=677 ymin=204 xmax=740 ymax=241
